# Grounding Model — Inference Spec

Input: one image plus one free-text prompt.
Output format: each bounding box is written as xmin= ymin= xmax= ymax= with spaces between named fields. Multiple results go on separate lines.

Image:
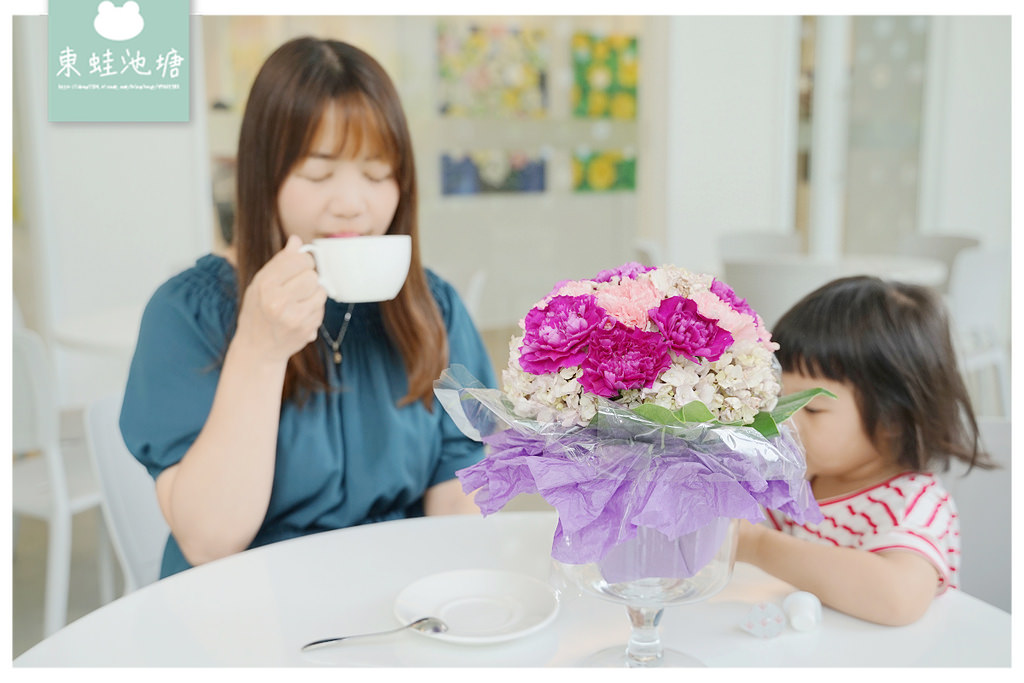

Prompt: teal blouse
xmin=119 ymin=254 xmax=497 ymax=578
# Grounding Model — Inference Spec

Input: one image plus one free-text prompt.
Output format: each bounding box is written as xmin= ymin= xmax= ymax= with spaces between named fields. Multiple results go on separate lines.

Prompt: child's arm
xmin=736 ymin=520 xmax=941 ymax=626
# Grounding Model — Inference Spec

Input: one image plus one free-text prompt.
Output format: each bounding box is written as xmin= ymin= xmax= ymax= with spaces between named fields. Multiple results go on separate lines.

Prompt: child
xmin=736 ymin=275 xmax=991 ymax=625
xmin=120 ymin=37 xmax=497 ymax=578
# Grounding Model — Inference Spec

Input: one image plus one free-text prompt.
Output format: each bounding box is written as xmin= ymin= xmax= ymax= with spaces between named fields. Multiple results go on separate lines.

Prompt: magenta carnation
xmin=592 ymin=261 xmax=655 ymax=283
xmin=648 ymin=296 xmax=734 ymax=363
xmin=710 ymin=279 xmax=757 ymax=320
xmin=519 ymin=295 xmax=607 ymax=374
xmin=579 ymin=322 xmax=671 ymax=398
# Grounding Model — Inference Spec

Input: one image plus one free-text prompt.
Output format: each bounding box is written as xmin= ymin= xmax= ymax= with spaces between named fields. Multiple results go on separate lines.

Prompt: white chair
xmin=721 ymin=258 xmax=842 ymax=329
xmin=943 ymin=417 xmax=1011 ymax=612
xmin=946 ymin=247 xmax=1010 ymax=416
xmin=84 ymin=393 xmax=171 ymax=594
xmin=462 ymin=269 xmax=487 ymax=326
xmin=12 ymin=326 xmax=116 ymax=636
xmin=633 ymin=238 xmax=665 ymax=267
xmin=896 ymin=233 xmax=979 ymax=293
xmin=717 ymin=231 xmax=802 ymax=260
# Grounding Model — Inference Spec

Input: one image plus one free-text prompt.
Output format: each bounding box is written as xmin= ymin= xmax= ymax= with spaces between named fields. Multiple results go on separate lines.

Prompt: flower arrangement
xmin=434 ymin=261 xmax=826 ymax=577
xmin=503 ymin=262 xmax=790 ymax=430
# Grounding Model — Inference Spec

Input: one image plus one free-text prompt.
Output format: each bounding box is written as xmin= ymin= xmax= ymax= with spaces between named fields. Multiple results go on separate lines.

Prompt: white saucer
xmin=393 ymin=569 xmax=559 ymax=644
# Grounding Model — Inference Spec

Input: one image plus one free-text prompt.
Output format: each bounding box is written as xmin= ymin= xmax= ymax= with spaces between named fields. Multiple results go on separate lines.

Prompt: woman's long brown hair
xmin=234 ymin=37 xmax=447 ymax=408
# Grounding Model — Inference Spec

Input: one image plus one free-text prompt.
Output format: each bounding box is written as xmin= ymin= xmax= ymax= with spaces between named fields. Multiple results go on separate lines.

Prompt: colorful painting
xmin=571 ymin=32 xmax=638 ymax=120
xmin=572 ymin=148 xmax=636 ymax=193
xmin=437 ymin=22 xmax=549 ymax=119
xmin=441 ymin=150 xmax=546 ymax=195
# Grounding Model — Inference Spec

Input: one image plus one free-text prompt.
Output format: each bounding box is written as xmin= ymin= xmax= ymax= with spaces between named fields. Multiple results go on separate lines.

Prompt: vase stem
xmin=625 ymin=606 xmax=664 ymax=666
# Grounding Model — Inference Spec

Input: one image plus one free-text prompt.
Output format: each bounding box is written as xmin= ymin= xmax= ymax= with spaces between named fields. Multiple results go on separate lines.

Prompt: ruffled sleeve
xmin=119 ymin=256 xmax=238 ymax=480
xmin=425 ymin=270 xmax=498 ymax=487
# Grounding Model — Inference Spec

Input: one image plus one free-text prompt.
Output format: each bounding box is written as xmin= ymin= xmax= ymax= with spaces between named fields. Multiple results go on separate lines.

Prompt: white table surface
xmin=14 ymin=511 xmax=1010 ymax=667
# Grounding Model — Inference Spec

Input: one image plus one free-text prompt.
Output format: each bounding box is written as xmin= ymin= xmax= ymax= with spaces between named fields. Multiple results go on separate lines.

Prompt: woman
xmin=120 ymin=37 xmax=496 ymax=578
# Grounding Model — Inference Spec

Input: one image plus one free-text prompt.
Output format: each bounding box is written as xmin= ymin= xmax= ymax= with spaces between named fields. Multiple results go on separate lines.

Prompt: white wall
xmin=660 ymin=16 xmax=801 ymax=275
xmin=13 ymin=17 xmax=215 ymax=409
xmin=919 ymin=16 xmax=1010 ymax=248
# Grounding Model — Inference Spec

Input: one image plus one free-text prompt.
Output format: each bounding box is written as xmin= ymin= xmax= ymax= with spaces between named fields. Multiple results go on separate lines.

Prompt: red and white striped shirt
xmin=765 ymin=472 xmax=960 ymax=593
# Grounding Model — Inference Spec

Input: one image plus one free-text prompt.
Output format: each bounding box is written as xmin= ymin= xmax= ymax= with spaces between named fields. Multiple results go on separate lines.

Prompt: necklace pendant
xmin=333 ymin=350 xmax=342 ymax=365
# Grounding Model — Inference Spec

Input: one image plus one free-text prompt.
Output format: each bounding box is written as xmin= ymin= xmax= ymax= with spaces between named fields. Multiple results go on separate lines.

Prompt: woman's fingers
xmin=236 ymin=235 xmax=329 ymax=361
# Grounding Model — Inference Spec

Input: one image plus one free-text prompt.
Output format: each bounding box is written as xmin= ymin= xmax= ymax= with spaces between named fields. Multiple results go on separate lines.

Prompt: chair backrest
xmin=13 ymin=327 xmax=58 ymax=455
xmin=12 ymin=327 xmax=71 ymax=511
xmin=462 ymin=269 xmax=487 ymax=325
xmin=947 ymin=247 xmax=1010 ymax=342
xmin=896 ymin=233 xmax=979 ymax=292
xmin=14 ymin=293 xmax=25 ymax=328
xmin=84 ymin=393 xmax=170 ymax=592
xmin=943 ymin=416 xmax=1011 ymax=612
xmin=721 ymin=258 xmax=842 ymax=329
xmin=633 ymin=238 xmax=665 ymax=267
xmin=945 ymin=247 xmax=1010 ymax=416
xmin=717 ymin=231 xmax=803 ymax=259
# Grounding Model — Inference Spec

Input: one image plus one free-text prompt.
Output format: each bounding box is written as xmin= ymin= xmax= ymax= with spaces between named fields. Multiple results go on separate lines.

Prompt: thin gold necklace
xmin=319 ymin=302 xmax=355 ymax=365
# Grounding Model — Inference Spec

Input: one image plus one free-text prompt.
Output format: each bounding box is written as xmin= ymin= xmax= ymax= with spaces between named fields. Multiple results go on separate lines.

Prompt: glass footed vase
xmin=556 ymin=517 xmax=738 ymax=667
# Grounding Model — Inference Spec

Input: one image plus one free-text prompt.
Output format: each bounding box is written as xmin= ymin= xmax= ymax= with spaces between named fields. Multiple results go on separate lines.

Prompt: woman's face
xmin=277 ymin=102 xmax=400 ymax=243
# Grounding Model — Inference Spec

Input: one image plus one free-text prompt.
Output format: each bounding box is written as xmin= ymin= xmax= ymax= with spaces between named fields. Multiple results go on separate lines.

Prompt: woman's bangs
xmin=314 ymin=91 xmax=398 ymax=166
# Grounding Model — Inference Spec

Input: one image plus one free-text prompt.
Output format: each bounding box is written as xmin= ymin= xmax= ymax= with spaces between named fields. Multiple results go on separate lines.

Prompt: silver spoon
xmin=300 ymin=616 xmax=449 ymax=652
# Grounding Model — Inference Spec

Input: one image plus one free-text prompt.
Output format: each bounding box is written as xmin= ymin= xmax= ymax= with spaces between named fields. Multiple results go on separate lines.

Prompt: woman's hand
xmin=423 ymin=479 xmax=480 ymax=516
xmin=234 ymin=234 xmax=327 ymax=364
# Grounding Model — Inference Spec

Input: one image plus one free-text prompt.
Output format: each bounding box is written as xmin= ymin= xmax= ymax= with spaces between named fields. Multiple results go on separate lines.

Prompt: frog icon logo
xmin=93 ymin=1 xmax=145 ymax=41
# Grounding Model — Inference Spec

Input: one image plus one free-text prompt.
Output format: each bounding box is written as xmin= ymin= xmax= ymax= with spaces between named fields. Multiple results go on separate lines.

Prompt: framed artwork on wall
xmin=441 ymin=149 xmax=546 ymax=195
xmin=437 ymin=21 xmax=549 ymax=119
xmin=571 ymin=32 xmax=638 ymax=120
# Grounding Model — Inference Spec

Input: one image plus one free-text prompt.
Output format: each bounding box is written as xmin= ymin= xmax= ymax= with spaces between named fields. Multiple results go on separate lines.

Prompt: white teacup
xmin=299 ymin=234 xmax=411 ymax=303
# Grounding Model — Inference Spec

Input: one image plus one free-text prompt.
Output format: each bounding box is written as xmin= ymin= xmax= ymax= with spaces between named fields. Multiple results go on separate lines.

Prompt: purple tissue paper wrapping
xmin=436 ymin=366 xmax=822 ymax=580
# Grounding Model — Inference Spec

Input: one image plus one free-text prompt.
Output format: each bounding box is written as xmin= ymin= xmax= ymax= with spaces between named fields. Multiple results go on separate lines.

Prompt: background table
xmin=722 ymin=253 xmax=948 ymax=327
xmin=14 ymin=511 xmax=1010 ymax=667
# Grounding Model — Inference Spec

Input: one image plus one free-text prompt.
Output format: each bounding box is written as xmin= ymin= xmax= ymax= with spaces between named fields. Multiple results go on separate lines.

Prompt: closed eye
xmin=363 ymin=158 xmax=393 ymax=183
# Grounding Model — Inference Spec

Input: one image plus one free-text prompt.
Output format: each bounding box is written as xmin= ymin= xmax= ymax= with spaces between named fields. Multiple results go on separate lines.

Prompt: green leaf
xmin=769 ymin=387 xmax=837 ymax=425
xmin=628 ymin=388 xmax=835 ymax=438
xmin=631 ymin=404 xmax=685 ymax=426
xmin=747 ymin=411 xmax=781 ymax=439
xmin=674 ymin=401 xmax=716 ymax=424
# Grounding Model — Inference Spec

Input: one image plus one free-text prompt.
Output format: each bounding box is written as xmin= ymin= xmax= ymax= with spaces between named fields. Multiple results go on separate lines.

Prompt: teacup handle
xmin=298 ymin=243 xmax=329 ymax=293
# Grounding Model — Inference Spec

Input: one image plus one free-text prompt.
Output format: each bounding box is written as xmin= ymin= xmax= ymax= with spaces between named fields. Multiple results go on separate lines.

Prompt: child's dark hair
xmin=772 ymin=276 xmax=990 ymax=473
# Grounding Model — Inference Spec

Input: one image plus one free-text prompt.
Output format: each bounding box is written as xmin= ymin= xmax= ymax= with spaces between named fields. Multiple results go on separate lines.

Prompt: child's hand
xmin=735 ymin=518 xmax=767 ymax=565
xmin=234 ymin=235 xmax=328 ymax=364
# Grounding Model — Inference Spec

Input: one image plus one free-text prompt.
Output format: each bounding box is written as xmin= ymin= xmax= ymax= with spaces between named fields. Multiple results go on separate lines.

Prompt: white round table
xmin=14 ymin=511 xmax=1010 ymax=667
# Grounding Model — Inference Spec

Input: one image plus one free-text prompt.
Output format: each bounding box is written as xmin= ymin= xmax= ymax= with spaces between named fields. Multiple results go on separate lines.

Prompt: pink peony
xmin=595 ymin=277 xmax=661 ymax=329
xmin=648 ymin=296 xmax=734 ymax=363
xmin=579 ymin=322 xmax=671 ymax=398
xmin=519 ymin=295 xmax=607 ymax=374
